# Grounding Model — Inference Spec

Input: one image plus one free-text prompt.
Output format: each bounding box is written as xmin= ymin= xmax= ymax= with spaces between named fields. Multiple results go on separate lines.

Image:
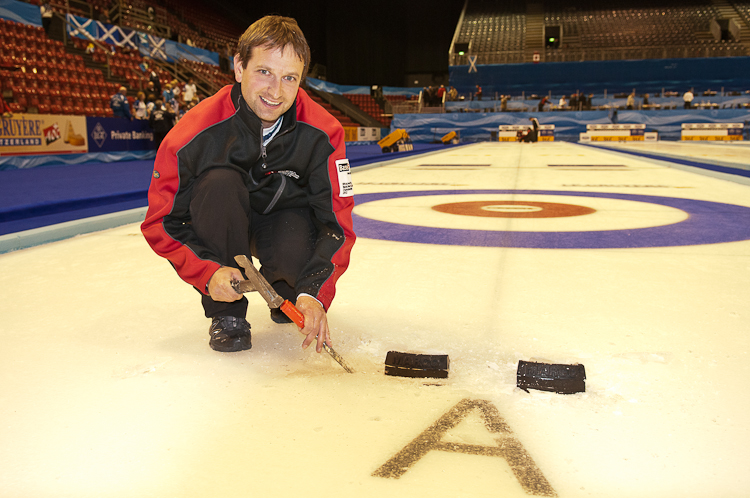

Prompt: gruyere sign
xmin=0 ymin=114 xmax=88 ymax=155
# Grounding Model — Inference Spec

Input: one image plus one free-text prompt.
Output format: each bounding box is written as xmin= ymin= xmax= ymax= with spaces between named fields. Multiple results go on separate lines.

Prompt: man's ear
xmin=233 ymin=54 xmax=243 ymax=83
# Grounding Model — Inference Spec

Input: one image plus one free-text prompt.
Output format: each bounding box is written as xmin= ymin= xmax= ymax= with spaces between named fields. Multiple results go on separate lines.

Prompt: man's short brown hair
xmin=235 ymin=15 xmax=311 ymax=80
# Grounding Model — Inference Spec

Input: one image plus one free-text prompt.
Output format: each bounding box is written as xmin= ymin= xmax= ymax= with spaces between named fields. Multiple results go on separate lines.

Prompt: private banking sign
xmin=86 ymin=118 xmax=154 ymax=152
xmin=0 ymin=115 xmax=154 ymax=155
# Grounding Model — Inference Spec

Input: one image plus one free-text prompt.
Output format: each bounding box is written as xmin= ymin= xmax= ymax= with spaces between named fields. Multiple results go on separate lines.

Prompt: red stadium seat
xmin=38 ymin=95 xmax=51 ymax=114
xmin=61 ymin=98 xmax=74 ymax=114
xmin=49 ymin=97 xmax=62 ymax=114
xmin=28 ymin=94 xmax=40 ymax=112
xmin=72 ymin=100 xmax=84 ymax=115
xmin=10 ymin=94 xmax=26 ymax=113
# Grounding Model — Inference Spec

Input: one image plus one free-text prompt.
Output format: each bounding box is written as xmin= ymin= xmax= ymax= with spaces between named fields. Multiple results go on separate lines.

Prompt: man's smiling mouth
xmin=260 ymin=96 xmax=282 ymax=107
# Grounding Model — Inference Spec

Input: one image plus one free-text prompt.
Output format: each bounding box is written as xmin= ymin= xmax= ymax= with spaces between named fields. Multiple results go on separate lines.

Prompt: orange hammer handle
xmin=280 ymin=300 xmax=305 ymax=328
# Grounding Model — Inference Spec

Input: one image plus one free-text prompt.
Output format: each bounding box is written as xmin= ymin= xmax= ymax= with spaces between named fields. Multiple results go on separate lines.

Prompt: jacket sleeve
xmin=140 ymin=87 xmax=235 ymax=293
xmin=140 ymin=133 xmax=221 ymax=294
xmin=294 ymin=94 xmax=356 ymax=310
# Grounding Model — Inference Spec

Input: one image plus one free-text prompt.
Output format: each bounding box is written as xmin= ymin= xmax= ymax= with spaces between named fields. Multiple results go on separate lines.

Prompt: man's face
xmin=234 ymin=44 xmax=304 ymax=128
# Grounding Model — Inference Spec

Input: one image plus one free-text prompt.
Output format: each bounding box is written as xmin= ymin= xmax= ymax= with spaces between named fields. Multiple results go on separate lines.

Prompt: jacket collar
xmin=230 ymin=82 xmax=297 ymax=136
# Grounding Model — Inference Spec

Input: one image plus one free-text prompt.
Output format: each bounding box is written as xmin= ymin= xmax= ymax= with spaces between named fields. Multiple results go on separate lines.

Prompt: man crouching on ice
xmin=141 ymin=15 xmax=355 ymax=353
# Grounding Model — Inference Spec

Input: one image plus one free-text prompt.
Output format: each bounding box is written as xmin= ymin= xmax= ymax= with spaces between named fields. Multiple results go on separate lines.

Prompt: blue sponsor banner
xmin=449 ymin=57 xmax=750 ymax=96
xmin=137 ymin=32 xmax=169 ymax=61
xmin=306 ymin=78 xmax=420 ymax=97
xmin=165 ymin=39 xmax=219 ymax=66
xmin=66 ymin=14 xmax=98 ymax=42
xmin=382 ymin=86 xmax=420 ymax=97
xmin=86 ymin=117 xmax=154 ymax=152
xmin=67 ymin=14 xmax=138 ymax=49
xmin=0 ymin=0 xmax=42 ymax=26
xmin=393 ymin=109 xmax=750 ymax=142
xmin=66 ymin=13 xmax=218 ymax=66
xmin=306 ymin=78 xmax=369 ymax=95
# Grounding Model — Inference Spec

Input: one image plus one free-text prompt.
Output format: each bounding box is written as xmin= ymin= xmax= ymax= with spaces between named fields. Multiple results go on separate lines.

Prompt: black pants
xmin=190 ymin=168 xmax=317 ymax=319
xmin=154 ymin=131 xmax=168 ymax=151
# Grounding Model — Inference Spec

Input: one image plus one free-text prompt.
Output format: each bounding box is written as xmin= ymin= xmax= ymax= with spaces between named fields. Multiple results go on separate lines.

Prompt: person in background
xmin=183 ymin=78 xmax=197 ymax=104
xmin=40 ymin=1 xmax=53 ymax=34
xmin=144 ymin=81 xmax=158 ymax=103
xmin=584 ymin=93 xmax=594 ymax=110
xmin=683 ymin=89 xmax=694 ymax=109
xmin=567 ymin=92 xmax=575 ymax=110
xmin=518 ymin=116 xmax=540 ymax=143
xmin=0 ymin=79 xmax=13 ymax=117
xmin=170 ymin=79 xmax=181 ymax=103
xmin=1 ymin=94 xmax=12 ymax=118
xmin=133 ymin=91 xmax=148 ymax=120
xmin=149 ymin=68 xmax=162 ymax=95
xmin=110 ymin=86 xmax=132 ymax=120
xmin=537 ymin=96 xmax=548 ymax=112
xmin=161 ymin=83 xmax=174 ymax=104
xmin=148 ymin=99 xmax=174 ymax=150
xmin=436 ymin=85 xmax=446 ymax=104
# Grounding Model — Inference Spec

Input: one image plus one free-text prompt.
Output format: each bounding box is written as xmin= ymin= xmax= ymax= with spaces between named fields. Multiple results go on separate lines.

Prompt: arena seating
xmin=307 ymin=92 xmax=359 ymax=128
xmin=162 ymin=0 xmax=243 ymax=49
xmin=30 ymin=0 xmax=243 ymax=51
xmin=0 ymin=19 xmax=115 ymax=116
xmin=452 ymin=0 xmax=750 ymax=64
xmin=344 ymin=94 xmax=390 ymax=127
xmin=180 ymin=59 xmax=234 ymax=89
xmin=0 ymin=11 xmax=368 ymax=129
xmin=0 ymin=14 xmax=234 ymax=118
xmin=456 ymin=5 xmax=525 ymax=54
xmin=545 ymin=1 xmax=747 ymax=60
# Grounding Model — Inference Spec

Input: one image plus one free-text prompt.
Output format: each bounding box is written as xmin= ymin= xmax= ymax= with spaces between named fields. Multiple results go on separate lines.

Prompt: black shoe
xmin=209 ymin=316 xmax=251 ymax=352
xmin=270 ymin=307 xmax=293 ymax=324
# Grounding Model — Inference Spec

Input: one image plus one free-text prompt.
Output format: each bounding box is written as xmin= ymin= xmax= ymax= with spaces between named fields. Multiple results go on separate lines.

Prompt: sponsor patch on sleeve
xmin=335 ymin=159 xmax=354 ymax=197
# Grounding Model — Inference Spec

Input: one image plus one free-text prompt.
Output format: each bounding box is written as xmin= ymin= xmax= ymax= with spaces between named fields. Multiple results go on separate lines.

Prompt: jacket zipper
xmin=259 ymin=123 xmax=293 ymax=214
xmin=259 ymin=125 xmax=267 ymax=169
xmin=258 ymin=122 xmax=293 ymax=168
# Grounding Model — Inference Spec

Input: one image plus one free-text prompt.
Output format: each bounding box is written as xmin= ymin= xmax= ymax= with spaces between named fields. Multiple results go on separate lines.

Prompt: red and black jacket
xmin=141 ymin=83 xmax=355 ymax=310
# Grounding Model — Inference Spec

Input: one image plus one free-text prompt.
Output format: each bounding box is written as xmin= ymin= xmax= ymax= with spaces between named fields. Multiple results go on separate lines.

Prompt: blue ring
xmin=352 ymin=190 xmax=750 ymax=249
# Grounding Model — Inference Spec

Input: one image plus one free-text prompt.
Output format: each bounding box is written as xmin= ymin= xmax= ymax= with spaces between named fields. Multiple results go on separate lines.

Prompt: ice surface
xmin=1 ymin=142 xmax=749 ymax=497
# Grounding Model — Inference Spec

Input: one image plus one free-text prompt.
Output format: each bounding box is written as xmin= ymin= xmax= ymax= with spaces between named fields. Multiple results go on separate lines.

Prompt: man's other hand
xmin=296 ymin=295 xmax=330 ymax=353
xmin=207 ymin=266 xmax=244 ymax=302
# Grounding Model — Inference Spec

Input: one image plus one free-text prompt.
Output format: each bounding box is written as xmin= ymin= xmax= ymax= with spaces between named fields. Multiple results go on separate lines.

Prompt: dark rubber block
xmin=384 ymin=351 xmax=449 ymax=379
xmin=517 ymin=360 xmax=586 ymax=394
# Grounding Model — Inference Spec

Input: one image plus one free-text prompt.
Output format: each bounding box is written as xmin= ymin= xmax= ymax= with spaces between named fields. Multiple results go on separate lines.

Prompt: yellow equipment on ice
xmin=378 ymin=129 xmax=413 ymax=153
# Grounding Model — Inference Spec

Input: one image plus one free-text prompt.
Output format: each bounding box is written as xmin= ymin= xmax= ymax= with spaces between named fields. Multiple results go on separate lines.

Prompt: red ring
xmin=431 ymin=201 xmax=596 ymax=218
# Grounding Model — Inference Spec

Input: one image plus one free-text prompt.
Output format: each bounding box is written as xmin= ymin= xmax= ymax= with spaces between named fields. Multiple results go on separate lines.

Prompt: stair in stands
xmin=307 ymin=91 xmax=360 ymax=128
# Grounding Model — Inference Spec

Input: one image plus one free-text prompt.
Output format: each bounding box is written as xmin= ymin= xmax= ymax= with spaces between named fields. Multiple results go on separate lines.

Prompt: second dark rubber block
xmin=384 ymin=351 xmax=450 ymax=378
xmin=517 ymin=360 xmax=586 ymax=394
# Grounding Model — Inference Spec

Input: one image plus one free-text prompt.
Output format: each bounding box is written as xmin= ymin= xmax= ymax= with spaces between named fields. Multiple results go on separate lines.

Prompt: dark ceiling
xmin=213 ymin=0 xmax=465 ymax=87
